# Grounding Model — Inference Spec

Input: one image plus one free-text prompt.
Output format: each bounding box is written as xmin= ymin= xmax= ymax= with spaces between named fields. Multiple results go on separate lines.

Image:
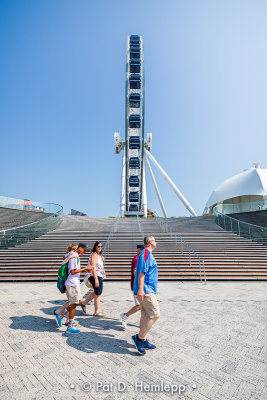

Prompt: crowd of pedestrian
xmin=55 ymin=235 xmax=159 ymax=355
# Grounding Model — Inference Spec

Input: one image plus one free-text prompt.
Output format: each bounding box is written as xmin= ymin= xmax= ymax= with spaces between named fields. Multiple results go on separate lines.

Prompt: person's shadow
xmin=77 ymin=315 xmax=138 ymax=330
xmin=10 ymin=315 xmax=60 ymax=332
xmin=40 ymin=304 xmax=139 ymax=330
xmin=63 ymin=331 xmax=135 ymax=355
xmin=9 ymin=314 xmax=139 ymax=356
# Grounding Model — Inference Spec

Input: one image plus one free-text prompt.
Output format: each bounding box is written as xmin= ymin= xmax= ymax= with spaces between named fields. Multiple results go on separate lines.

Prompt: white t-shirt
xmin=65 ymin=251 xmax=80 ymax=286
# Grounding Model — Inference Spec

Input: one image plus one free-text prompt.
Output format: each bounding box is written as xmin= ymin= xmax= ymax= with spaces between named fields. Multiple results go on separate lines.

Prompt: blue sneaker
xmin=66 ymin=326 xmax=80 ymax=334
xmin=131 ymin=334 xmax=146 ymax=355
xmin=143 ymin=339 xmax=156 ymax=349
xmin=54 ymin=311 xmax=63 ymax=328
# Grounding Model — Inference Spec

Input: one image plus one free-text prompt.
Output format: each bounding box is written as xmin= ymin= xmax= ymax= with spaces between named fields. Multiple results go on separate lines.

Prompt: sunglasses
xmin=97 ymin=245 xmax=103 ymax=248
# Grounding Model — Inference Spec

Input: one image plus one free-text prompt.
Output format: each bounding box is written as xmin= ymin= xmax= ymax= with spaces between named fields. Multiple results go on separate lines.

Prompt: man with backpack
xmin=55 ymin=243 xmax=92 ymax=334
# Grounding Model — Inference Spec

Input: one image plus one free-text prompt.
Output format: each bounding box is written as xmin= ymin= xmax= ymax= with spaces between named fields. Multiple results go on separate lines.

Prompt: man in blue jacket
xmin=132 ymin=235 xmax=160 ymax=355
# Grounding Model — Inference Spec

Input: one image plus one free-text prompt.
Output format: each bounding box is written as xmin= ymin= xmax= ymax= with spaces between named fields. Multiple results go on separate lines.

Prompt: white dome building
xmin=204 ymin=163 xmax=267 ymax=214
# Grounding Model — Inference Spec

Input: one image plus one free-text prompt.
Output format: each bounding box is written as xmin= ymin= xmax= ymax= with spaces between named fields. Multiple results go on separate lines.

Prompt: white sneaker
xmin=120 ymin=313 xmax=128 ymax=329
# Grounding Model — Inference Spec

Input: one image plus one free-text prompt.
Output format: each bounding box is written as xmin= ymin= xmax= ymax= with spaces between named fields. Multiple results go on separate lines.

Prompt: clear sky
xmin=1 ymin=0 xmax=267 ymax=217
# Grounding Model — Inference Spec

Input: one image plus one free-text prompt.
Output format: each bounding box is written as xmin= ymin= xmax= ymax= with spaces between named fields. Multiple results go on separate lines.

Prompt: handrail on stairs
xmin=213 ymin=207 xmax=267 ymax=245
xmin=156 ymin=218 xmax=206 ymax=284
xmin=137 ymin=215 xmax=145 ymax=239
xmin=102 ymin=212 xmax=120 ymax=258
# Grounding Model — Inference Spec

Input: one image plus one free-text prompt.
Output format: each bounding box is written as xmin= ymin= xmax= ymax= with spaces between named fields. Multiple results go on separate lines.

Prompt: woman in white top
xmin=82 ymin=241 xmax=106 ymax=317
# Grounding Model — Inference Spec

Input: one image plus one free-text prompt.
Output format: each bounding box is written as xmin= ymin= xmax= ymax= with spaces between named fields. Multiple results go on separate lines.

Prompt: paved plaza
xmin=0 ymin=281 xmax=266 ymax=400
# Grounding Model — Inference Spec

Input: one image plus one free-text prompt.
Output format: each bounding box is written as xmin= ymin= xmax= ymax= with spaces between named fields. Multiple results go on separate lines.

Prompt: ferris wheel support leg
xmin=121 ymin=151 xmax=126 ymax=216
xmin=142 ymin=165 xmax=148 ymax=218
xmin=145 ymin=149 xmax=197 ymax=217
xmin=145 ymin=154 xmax=168 ymax=218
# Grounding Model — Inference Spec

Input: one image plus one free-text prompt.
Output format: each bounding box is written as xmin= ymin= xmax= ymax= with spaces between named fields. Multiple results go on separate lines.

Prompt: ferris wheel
xmin=114 ymin=35 xmax=146 ymax=217
xmin=114 ymin=35 xmax=197 ymax=218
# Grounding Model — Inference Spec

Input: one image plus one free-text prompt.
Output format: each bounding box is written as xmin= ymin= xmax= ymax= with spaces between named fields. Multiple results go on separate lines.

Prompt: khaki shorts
xmin=140 ymin=293 xmax=160 ymax=319
xmin=66 ymin=285 xmax=82 ymax=304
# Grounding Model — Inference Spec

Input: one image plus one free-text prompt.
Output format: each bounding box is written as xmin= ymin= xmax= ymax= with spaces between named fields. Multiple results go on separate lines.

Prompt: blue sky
xmin=1 ymin=0 xmax=267 ymax=217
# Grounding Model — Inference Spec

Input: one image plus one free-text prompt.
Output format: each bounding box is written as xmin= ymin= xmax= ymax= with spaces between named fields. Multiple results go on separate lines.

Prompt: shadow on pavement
xmin=77 ymin=315 xmax=138 ymax=330
xmin=47 ymin=299 xmax=68 ymax=305
xmin=9 ymin=315 xmax=60 ymax=332
xmin=9 ymin=315 xmax=139 ymax=356
xmin=64 ymin=331 xmax=136 ymax=355
xmin=40 ymin=306 xmax=138 ymax=329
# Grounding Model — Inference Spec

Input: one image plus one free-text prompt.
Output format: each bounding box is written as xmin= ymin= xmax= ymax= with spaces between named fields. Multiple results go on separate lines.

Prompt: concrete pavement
xmin=0 ymin=281 xmax=266 ymax=400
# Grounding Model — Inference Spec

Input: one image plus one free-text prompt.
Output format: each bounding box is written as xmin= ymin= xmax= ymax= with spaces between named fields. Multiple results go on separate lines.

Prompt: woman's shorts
xmin=89 ymin=276 xmax=103 ymax=295
xmin=66 ymin=285 xmax=82 ymax=304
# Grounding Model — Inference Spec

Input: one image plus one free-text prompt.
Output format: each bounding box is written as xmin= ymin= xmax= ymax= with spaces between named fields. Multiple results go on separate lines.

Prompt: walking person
xmin=54 ymin=243 xmax=78 ymax=327
xmin=132 ymin=235 xmax=160 ymax=355
xmin=120 ymin=245 xmax=144 ymax=329
xmin=65 ymin=243 xmax=92 ymax=333
xmin=82 ymin=241 xmax=106 ymax=317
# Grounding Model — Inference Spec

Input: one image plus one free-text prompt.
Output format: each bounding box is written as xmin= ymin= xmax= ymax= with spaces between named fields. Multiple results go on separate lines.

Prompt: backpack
xmin=58 ymin=262 xmax=69 ymax=281
xmin=57 ymin=262 xmax=69 ymax=294
xmin=57 ymin=277 xmax=66 ymax=294
xmin=57 ymin=256 xmax=80 ymax=294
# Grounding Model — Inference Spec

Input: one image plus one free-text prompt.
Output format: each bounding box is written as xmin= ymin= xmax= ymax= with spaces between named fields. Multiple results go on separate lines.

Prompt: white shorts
xmin=66 ymin=285 xmax=82 ymax=304
xmin=133 ymin=293 xmax=140 ymax=306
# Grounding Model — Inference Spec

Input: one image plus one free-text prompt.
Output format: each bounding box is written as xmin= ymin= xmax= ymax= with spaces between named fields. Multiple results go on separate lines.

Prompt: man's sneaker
xmin=143 ymin=339 xmax=156 ymax=349
xmin=120 ymin=313 xmax=128 ymax=329
xmin=131 ymin=334 xmax=146 ymax=355
xmin=54 ymin=310 xmax=63 ymax=328
xmin=66 ymin=326 xmax=80 ymax=334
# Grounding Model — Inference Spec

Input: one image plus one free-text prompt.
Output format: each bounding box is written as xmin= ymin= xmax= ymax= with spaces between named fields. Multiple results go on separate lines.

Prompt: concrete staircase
xmin=0 ymin=215 xmax=267 ymax=281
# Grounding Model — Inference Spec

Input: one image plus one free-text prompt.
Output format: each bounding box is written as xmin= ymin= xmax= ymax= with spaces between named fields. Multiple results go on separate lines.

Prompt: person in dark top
xmin=120 ymin=244 xmax=144 ymax=329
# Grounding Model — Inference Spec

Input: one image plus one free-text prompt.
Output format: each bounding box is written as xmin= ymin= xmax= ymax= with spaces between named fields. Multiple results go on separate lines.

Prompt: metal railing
xmin=0 ymin=203 xmax=63 ymax=249
xmin=137 ymin=215 xmax=145 ymax=238
xmin=156 ymin=218 xmax=206 ymax=284
xmin=213 ymin=208 xmax=267 ymax=246
xmin=102 ymin=212 xmax=120 ymax=258
xmin=0 ymin=195 xmax=63 ymax=214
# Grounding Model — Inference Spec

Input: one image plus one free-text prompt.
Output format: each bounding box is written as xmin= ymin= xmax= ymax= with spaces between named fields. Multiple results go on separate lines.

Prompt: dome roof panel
xmin=206 ymin=167 xmax=267 ymax=208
